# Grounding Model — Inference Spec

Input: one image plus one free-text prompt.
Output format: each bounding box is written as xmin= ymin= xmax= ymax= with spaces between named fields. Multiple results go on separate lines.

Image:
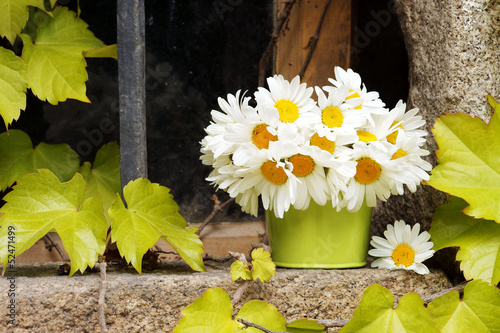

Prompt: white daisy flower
xmin=341 ymin=142 xmax=412 ymax=212
xmin=231 ymin=141 xmax=300 ymax=218
xmin=286 ymin=145 xmax=332 ymax=210
xmin=254 ymin=74 xmax=316 ymax=130
xmin=387 ymin=132 xmax=432 ymax=195
xmin=203 ymin=90 xmax=258 ymax=158
xmin=381 ymin=100 xmax=427 ymax=145
xmin=369 ymin=220 xmax=435 ymax=275
xmin=324 ymin=67 xmax=387 ymax=125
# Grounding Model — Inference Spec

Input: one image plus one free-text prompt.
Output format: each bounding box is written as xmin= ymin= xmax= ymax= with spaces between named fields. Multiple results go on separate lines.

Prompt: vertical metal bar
xmin=117 ymin=0 xmax=147 ymax=188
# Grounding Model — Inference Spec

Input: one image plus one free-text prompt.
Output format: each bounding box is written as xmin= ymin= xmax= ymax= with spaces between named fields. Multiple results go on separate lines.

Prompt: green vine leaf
xmin=174 ymin=287 xmax=287 ymax=333
xmin=430 ymin=196 xmax=500 ymax=285
xmin=83 ymin=44 xmax=118 ymax=60
xmin=0 ymin=169 xmax=107 ymax=276
xmin=230 ymin=259 xmax=252 ymax=282
xmin=236 ymin=300 xmax=287 ymax=332
xmin=427 ymin=280 xmax=500 ymax=332
xmin=287 ymin=319 xmax=326 ymax=332
xmin=0 ymin=47 xmax=27 ymax=128
xmin=427 ymin=109 xmax=500 ymax=223
xmin=251 ymin=248 xmax=276 ymax=282
xmin=109 ymin=178 xmax=206 ymax=274
xmin=0 ymin=129 xmax=80 ymax=191
xmin=173 ymin=287 xmax=244 ymax=333
xmin=340 ymin=284 xmax=439 ymax=333
xmin=20 ymin=6 xmax=113 ymax=105
xmin=78 ymin=142 xmax=120 ymax=223
xmin=0 ymin=0 xmax=46 ymax=45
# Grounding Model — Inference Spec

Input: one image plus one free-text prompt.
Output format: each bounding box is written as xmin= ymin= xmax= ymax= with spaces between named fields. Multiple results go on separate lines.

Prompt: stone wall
xmin=372 ymin=0 xmax=500 ymax=237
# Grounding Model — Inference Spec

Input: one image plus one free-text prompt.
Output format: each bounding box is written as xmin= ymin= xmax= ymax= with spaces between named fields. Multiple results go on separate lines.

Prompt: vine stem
xmin=196 ymin=195 xmax=235 ymax=236
xmin=258 ymin=0 xmax=297 ymax=87
xmin=299 ymin=0 xmax=331 ymax=78
xmin=43 ymin=233 xmax=69 ymax=262
xmin=238 ymin=319 xmax=287 ymax=333
xmin=98 ymin=262 xmax=108 ymax=333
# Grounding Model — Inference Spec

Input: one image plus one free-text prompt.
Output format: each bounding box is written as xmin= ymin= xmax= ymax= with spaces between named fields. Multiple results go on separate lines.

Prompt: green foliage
xmin=20 ymin=7 xmax=111 ymax=105
xmin=79 ymin=143 xmax=120 ymax=223
xmin=230 ymin=259 xmax=252 ymax=282
xmin=287 ymin=319 xmax=326 ymax=332
xmin=174 ymin=287 xmax=286 ymax=333
xmin=430 ymin=196 xmax=500 ymax=285
xmin=0 ymin=169 xmax=107 ymax=276
xmin=236 ymin=300 xmax=287 ymax=332
xmin=0 ymin=47 xmax=27 ymax=128
xmin=340 ymin=284 xmax=439 ymax=333
xmin=427 ymin=107 xmax=500 ymax=223
xmin=427 ymin=280 xmax=500 ymax=332
xmin=109 ymin=178 xmax=206 ymax=274
xmin=0 ymin=0 xmax=47 ymax=45
xmin=0 ymin=129 xmax=79 ymax=191
xmin=230 ymin=248 xmax=276 ymax=282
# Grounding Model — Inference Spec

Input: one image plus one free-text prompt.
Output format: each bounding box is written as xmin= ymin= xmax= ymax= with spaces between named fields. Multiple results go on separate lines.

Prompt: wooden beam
xmin=275 ymin=0 xmax=353 ymax=87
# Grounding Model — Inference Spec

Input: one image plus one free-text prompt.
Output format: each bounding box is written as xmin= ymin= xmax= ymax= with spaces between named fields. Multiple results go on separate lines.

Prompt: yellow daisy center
xmin=346 ymin=90 xmax=362 ymax=110
xmin=321 ymin=106 xmax=344 ymax=128
xmin=387 ymin=121 xmax=403 ymax=144
xmin=289 ymin=154 xmax=315 ymax=177
xmin=392 ymin=244 xmax=415 ymax=267
xmin=261 ymin=161 xmax=288 ymax=185
xmin=357 ymin=130 xmax=377 ymax=142
xmin=252 ymin=124 xmax=277 ymax=149
xmin=274 ymin=99 xmax=299 ymax=123
xmin=310 ymin=133 xmax=335 ymax=154
xmin=354 ymin=157 xmax=381 ymax=184
xmin=391 ymin=149 xmax=408 ymax=160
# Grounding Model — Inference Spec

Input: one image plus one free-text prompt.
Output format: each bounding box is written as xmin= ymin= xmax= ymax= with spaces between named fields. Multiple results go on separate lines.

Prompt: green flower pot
xmin=266 ymin=200 xmax=373 ymax=268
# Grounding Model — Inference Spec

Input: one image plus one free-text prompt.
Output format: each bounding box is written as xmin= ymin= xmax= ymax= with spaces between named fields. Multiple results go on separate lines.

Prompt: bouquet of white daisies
xmin=200 ymin=67 xmax=431 ymax=218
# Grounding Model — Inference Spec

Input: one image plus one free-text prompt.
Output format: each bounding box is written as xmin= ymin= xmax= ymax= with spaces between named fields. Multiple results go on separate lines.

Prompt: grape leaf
xmin=430 ymin=196 xmax=500 ymax=285
xmin=83 ymin=44 xmax=118 ymax=60
xmin=427 ymin=109 xmax=500 ymax=223
xmin=251 ymin=248 xmax=276 ymax=283
xmin=0 ymin=0 xmax=46 ymax=45
xmin=236 ymin=300 xmax=287 ymax=332
xmin=0 ymin=129 xmax=80 ymax=191
xmin=109 ymin=178 xmax=206 ymax=273
xmin=0 ymin=47 xmax=27 ymax=128
xmin=0 ymin=169 xmax=107 ymax=276
xmin=230 ymin=259 xmax=252 ymax=282
xmin=78 ymin=143 xmax=120 ymax=223
xmin=287 ymin=319 xmax=326 ymax=332
xmin=340 ymin=284 xmax=439 ymax=333
xmin=20 ymin=7 xmax=114 ymax=105
xmin=428 ymin=280 xmax=500 ymax=332
xmin=173 ymin=287 xmax=244 ymax=333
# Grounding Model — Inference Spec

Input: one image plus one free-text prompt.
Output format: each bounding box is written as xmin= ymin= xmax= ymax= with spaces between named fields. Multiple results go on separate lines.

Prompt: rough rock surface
xmin=0 ymin=262 xmax=452 ymax=332
xmin=372 ymin=0 xmax=500 ymax=237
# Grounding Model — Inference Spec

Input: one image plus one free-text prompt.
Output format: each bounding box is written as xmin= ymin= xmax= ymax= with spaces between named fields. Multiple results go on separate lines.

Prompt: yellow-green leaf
xmin=236 ymin=300 xmax=287 ymax=333
xmin=251 ymin=248 xmax=276 ymax=283
xmin=78 ymin=143 xmax=120 ymax=224
xmin=430 ymin=196 xmax=500 ymax=285
xmin=0 ymin=169 xmax=107 ymax=276
xmin=428 ymin=110 xmax=500 ymax=223
xmin=428 ymin=280 xmax=500 ymax=332
xmin=174 ymin=287 xmax=243 ymax=333
xmin=0 ymin=129 xmax=80 ymax=191
xmin=287 ymin=319 xmax=326 ymax=332
xmin=0 ymin=0 xmax=46 ymax=45
xmin=109 ymin=178 xmax=206 ymax=274
xmin=83 ymin=44 xmax=118 ymax=60
xmin=21 ymin=7 xmax=110 ymax=104
xmin=0 ymin=47 xmax=27 ymax=128
xmin=230 ymin=259 xmax=252 ymax=282
xmin=340 ymin=284 xmax=439 ymax=333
